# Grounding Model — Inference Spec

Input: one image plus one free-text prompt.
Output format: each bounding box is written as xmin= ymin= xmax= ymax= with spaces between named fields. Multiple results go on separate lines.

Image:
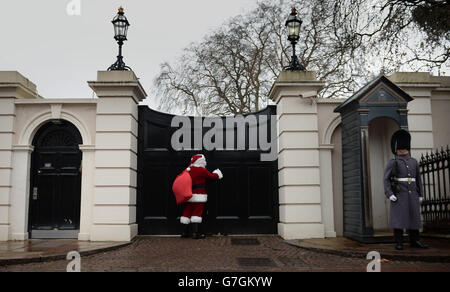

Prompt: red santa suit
xmin=180 ymin=154 xmax=223 ymax=225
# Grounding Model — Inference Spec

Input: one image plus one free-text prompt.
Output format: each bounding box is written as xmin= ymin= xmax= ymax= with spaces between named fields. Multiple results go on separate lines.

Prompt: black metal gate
xmin=420 ymin=146 xmax=450 ymax=233
xmin=137 ymin=106 xmax=279 ymax=236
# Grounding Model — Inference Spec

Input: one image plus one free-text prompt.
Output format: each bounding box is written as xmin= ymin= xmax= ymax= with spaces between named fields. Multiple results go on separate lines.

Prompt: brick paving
xmin=0 ymin=239 xmax=130 ymax=265
xmin=0 ymin=236 xmax=449 ymax=272
xmin=288 ymin=237 xmax=450 ymax=263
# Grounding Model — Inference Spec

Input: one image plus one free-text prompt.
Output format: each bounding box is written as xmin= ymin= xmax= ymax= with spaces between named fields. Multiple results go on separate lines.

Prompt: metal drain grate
xmin=231 ymin=238 xmax=260 ymax=246
xmin=278 ymin=257 xmax=307 ymax=266
xmin=237 ymin=257 xmax=277 ymax=267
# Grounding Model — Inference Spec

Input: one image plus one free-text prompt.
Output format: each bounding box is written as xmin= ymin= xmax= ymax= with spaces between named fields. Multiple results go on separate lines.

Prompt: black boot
xmin=411 ymin=241 xmax=429 ymax=249
xmin=409 ymin=230 xmax=428 ymax=249
xmin=191 ymin=223 xmax=206 ymax=240
xmin=181 ymin=224 xmax=191 ymax=238
xmin=394 ymin=229 xmax=404 ymax=250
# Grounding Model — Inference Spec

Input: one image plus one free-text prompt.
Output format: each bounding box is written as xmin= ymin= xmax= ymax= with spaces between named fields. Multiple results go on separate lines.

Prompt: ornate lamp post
xmin=108 ymin=7 xmax=131 ymax=71
xmin=284 ymin=8 xmax=305 ymax=71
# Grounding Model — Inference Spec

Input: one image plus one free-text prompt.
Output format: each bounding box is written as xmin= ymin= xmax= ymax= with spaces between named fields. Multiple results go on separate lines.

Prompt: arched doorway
xmin=331 ymin=124 xmax=343 ymax=236
xmin=29 ymin=120 xmax=83 ymax=239
xmin=368 ymin=117 xmax=399 ymax=233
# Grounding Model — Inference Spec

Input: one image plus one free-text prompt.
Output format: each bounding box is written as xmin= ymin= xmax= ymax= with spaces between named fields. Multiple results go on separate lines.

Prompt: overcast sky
xmin=1 ymin=0 xmax=258 ymax=107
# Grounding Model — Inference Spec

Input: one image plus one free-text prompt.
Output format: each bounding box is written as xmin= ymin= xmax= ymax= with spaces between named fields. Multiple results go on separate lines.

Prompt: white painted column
xmin=88 ymin=71 xmax=147 ymax=242
xmin=9 ymin=146 xmax=33 ymax=240
xmin=78 ymin=145 xmax=95 ymax=241
xmin=0 ymin=98 xmax=14 ymax=241
xmin=389 ymin=73 xmax=438 ymax=160
xmin=269 ymin=71 xmax=326 ymax=240
xmin=0 ymin=72 xmax=39 ymax=241
xmin=406 ymin=87 xmax=436 ymax=159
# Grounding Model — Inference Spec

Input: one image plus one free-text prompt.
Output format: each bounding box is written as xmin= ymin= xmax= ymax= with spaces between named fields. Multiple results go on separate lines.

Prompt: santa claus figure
xmin=180 ymin=154 xmax=223 ymax=239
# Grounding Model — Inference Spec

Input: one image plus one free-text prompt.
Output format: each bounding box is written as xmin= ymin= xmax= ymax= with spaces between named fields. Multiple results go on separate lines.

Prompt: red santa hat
xmin=187 ymin=154 xmax=207 ymax=171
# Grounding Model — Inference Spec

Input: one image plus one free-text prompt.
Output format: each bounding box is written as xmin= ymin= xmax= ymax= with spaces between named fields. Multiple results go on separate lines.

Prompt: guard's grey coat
xmin=383 ymin=155 xmax=423 ymax=230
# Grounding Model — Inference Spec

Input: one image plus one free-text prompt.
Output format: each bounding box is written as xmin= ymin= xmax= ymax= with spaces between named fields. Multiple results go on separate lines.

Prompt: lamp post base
xmin=108 ymin=56 xmax=131 ymax=71
xmin=284 ymin=55 xmax=305 ymax=71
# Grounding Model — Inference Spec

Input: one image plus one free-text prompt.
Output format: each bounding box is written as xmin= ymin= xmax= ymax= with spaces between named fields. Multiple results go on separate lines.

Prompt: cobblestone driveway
xmin=1 ymin=236 xmax=449 ymax=272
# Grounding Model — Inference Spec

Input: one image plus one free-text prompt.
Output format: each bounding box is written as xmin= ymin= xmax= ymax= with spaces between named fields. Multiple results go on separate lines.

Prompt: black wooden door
xmin=30 ymin=121 xmax=82 ymax=233
xmin=137 ymin=106 xmax=279 ymax=235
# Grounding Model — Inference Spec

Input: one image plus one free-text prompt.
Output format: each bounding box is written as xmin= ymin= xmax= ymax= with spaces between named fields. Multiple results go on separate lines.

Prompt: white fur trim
xmin=191 ymin=216 xmax=203 ymax=223
xmin=180 ymin=217 xmax=191 ymax=225
xmin=187 ymin=194 xmax=208 ymax=203
xmin=213 ymin=169 xmax=223 ymax=179
xmin=190 ymin=155 xmax=207 ymax=168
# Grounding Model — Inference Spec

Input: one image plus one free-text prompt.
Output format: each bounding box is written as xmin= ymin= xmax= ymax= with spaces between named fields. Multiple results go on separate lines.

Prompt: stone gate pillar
xmin=88 ymin=71 xmax=147 ymax=241
xmin=0 ymin=71 xmax=39 ymax=241
xmin=269 ymin=71 xmax=326 ymax=240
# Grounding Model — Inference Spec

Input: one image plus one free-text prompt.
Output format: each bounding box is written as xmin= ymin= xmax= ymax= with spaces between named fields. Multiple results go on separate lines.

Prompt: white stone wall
xmin=0 ymin=72 xmax=40 ymax=241
xmin=270 ymin=71 xmax=326 ymax=240
xmin=276 ymin=72 xmax=450 ymax=240
xmin=88 ymin=71 xmax=146 ymax=241
xmin=389 ymin=73 xmax=450 ymax=160
xmin=406 ymin=89 xmax=435 ymax=159
xmin=11 ymin=100 xmax=97 ymax=241
xmin=1 ymin=69 xmax=447 ymax=242
xmin=318 ymin=73 xmax=450 ymax=240
xmin=0 ymin=70 xmax=145 ymax=242
xmin=0 ymin=96 xmax=14 ymax=241
xmin=431 ymin=91 xmax=450 ymax=149
xmin=317 ymin=100 xmax=342 ymax=238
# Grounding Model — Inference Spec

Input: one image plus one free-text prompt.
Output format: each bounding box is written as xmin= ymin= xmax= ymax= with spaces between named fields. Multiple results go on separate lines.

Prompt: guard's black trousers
xmin=394 ymin=229 xmax=420 ymax=245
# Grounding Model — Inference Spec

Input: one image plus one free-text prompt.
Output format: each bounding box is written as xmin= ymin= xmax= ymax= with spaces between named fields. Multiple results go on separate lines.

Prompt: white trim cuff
xmin=191 ymin=216 xmax=203 ymax=223
xmin=213 ymin=169 xmax=223 ymax=179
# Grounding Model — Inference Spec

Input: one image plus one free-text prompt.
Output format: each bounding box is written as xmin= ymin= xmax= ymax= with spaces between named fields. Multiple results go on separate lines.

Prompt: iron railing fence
xmin=420 ymin=146 xmax=450 ymax=233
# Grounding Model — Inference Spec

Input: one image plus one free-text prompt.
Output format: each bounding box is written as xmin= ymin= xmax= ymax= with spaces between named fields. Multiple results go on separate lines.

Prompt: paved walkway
xmin=286 ymin=237 xmax=450 ymax=263
xmin=0 ymin=236 xmax=449 ymax=272
xmin=0 ymin=239 xmax=130 ymax=266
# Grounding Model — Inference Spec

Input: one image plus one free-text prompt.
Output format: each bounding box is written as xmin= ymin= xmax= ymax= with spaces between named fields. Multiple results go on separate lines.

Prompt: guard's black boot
xmin=191 ymin=223 xmax=206 ymax=240
xmin=409 ymin=230 xmax=428 ymax=249
xmin=410 ymin=241 xmax=428 ymax=249
xmin=394 ymin=229 xmax=404 ymax=251
xmin=181 ymin=224 xmax=190 ymax=238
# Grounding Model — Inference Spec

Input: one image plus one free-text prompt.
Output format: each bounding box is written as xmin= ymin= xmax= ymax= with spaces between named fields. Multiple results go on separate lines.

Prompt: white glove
xmin=213 ymin=169 xmax=223 ymax=179
xmin=419 ymin=197 xmax=423 ymax=203
xmin=389 ymin=195 xmax=398 ymax=202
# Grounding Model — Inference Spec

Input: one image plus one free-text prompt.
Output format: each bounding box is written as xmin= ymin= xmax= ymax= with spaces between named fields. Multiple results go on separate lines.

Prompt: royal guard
xmin=383 ymin=130 xmax=428 ymax=250
xmin=180 ymin=154 xmax=223 ymax=239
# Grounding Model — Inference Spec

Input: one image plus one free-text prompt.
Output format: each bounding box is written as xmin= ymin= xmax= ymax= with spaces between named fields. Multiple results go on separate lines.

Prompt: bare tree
xmin=377 ymin=0 xmax=449 ymax=73
xmin=155 ymin=3 xmax=279 ymax=116
xmin=153 ymin=0 xmax=449 ymax=116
